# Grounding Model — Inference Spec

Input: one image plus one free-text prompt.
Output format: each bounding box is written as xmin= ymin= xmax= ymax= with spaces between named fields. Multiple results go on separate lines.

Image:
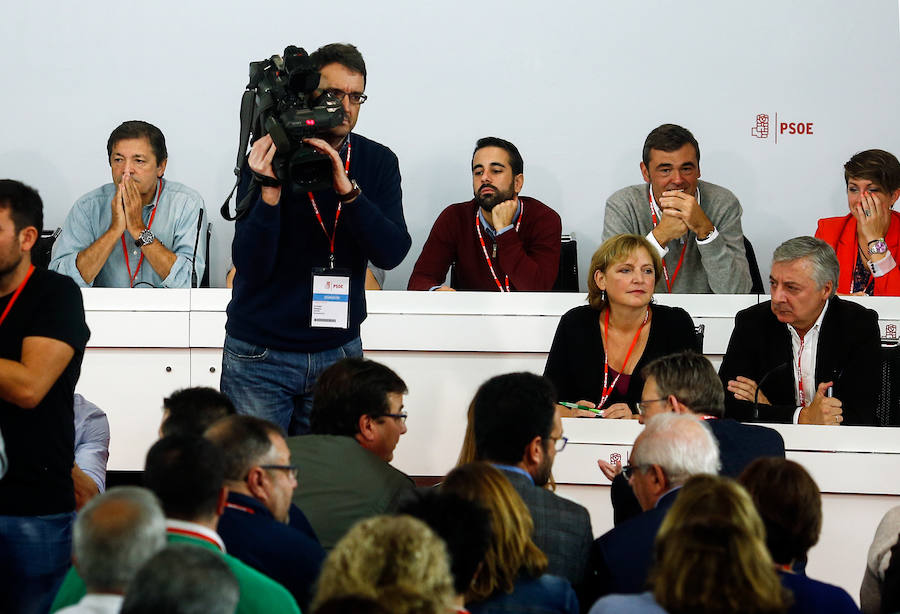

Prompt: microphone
xmin=191 ymin=209 xmax=204 ymax=288
xmin=753 ymin=361 xmax=790 ymax=422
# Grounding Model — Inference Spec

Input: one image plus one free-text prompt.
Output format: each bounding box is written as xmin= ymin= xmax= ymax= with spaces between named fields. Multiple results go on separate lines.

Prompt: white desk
xmin=78 ymin=289 xmax=900 ymax=601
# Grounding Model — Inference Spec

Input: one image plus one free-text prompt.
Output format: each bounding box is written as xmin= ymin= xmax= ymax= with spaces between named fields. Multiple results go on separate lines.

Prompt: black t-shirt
xmin=0 ymin=268 xmax=90 ymax=515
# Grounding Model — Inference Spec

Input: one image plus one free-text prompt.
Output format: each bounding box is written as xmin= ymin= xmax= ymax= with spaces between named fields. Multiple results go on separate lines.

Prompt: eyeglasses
xmin=259 ymin=464 xmax=299 ymax=480
xmin=547 ymin=435 xmax=568 ymax=452
xmin=379 ymin=412 xmax=408 ymax=424
xmin=636 ymin=398 xmax=667 ymax=416
xmin=622 ymin=464 xmax=650 ymax=480
xmin=322 ymin=88 xmax=368 ymax=105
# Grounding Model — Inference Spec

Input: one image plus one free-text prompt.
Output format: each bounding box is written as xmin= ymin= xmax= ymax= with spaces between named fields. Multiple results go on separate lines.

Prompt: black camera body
xmin=248 ymin=45 xmax=345 ymax=190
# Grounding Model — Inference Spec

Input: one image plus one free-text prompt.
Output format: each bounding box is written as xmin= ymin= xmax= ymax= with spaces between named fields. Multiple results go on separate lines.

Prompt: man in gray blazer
xmin=472 ymin=372 xmax=593 ymax=588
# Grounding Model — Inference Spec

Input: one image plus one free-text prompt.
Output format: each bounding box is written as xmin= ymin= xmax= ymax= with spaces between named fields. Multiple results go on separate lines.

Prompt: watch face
xmin=870 ymin=240 xmax=888 ymax=255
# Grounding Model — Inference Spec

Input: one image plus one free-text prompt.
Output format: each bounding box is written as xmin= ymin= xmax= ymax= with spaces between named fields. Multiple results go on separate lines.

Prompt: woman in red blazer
xmin=815 ymin=149 xmax=900 ymax=295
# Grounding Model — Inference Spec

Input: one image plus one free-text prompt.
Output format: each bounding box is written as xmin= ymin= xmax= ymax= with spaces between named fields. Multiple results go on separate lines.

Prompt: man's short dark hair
xmin=144 ymin=435 xmax=225 ymax=521
xmin=310 ymin=43 xmax=367 ymax=84
xmin=844 ymin=149 xmax=900 ymax=194
xmin=473 ymin=137 xmax=524 ymax=176
xmin=641 ymin=351 xmax=725 ymax=417
xmin=0 ymin=179 xmax=43 ymax=235
xmin=161 ymin=387 xmax=236 ymax=438
xmin=120 ymin=544 xmax=239 ymax=614
xmin=472 ymin=372 xmax=556 ymax=465
xmin=738 ymin=457 xmax=822 ymax=565
xmin=642 ymin=123 xmax=700 ymax=167
xmin=398 ymin=489 xmax=492 ymax=595
xmin=310 ymin=358 xmax=407 ymax=436
xmin=107 ymin=120 xmax=168 ymax=165
xmin=204 ymin=415 xmax=285 ymax=482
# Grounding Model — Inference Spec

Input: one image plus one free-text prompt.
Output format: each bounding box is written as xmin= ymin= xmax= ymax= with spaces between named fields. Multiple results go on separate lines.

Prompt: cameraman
xmin=221 ymin=43 xmax=410 ymax=435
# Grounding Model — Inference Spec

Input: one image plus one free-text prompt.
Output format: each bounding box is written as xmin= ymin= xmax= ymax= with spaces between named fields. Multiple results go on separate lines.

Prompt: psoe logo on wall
xmin=751 ymin=113 xmax=815 ymax=143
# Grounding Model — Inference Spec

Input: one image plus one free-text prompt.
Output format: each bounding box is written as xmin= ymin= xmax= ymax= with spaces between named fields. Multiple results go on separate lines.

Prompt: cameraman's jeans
xmin=0 ymin=512 xmax=74 ymax=614
xmin=221 ymin=334 xmax=363 ymax=435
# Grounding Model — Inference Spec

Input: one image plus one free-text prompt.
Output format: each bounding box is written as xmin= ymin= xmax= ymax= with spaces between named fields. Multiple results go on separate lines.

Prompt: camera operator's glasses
xmin=323 ymin=88 xmax=368 ymax=105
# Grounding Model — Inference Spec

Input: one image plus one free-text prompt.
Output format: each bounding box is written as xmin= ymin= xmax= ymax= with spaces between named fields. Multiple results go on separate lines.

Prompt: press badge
xmin=311 ymin=269 xmax=350 ymax=329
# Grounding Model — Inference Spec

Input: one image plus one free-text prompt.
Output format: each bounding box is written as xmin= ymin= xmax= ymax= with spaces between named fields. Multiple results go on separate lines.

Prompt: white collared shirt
xmin=789 ymin=299 xmax=830 ymax=423
xmin=645 ymin=186 xmax=718 ymax=256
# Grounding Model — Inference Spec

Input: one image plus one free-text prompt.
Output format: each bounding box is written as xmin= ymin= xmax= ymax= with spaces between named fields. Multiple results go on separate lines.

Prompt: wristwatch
xmin=135 ymin=229 xmax=156 ymax=248
xmin=868 ymin=238 xmax=888 ymax=255
xmin=337 ymin=179 xmax=361 ymax=203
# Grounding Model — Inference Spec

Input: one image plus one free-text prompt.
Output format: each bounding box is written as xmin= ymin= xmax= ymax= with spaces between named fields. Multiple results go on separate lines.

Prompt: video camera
xmin=246 ymin=45 xmax=345 ymax=190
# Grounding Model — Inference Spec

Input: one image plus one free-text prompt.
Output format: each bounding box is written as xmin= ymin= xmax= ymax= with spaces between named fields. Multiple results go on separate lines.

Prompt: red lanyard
xmin=599 ymin=307 xmax=649 ymax=408
xmin=225 ymin=502 xmax=255 ymax=514
xmin=475 ymin=201 xmax=524 ymax=292
xmin=797 ymin=336 xmax=807 ymax=407
xmin=121 ymin=178 xmax=162 ymax=288
xmin=0 ymin=264 xmax=35 ymax=327
xmin=166 ymin=527 xmax=223 ymax=551
xmin=308 ymin=138 xmax=352 ymax=269
xmin=648 ymin=191 xmax=687 ymax=292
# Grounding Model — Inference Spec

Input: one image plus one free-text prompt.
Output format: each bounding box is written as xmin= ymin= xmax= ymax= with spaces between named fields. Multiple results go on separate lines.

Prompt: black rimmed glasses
xmin=621 ymin=464 xmax=650 ymax=480
xmin=260 ymin=464 xmax=299 ymax=480
xmin=547 ymin=435 xmax=569 ymax=452
xmin=322 ymin=88 xmax=368 ymax=105
xmin=379 ymin=412 xmax=408 ymax=424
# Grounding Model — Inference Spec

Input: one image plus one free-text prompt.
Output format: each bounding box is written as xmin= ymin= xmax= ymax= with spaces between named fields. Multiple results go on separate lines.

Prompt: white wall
xmin=1 ymin=0 xmax=898 ymax=288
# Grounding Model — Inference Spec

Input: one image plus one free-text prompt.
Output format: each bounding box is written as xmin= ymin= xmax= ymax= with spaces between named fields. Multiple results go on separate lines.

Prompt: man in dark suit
xmin=472 ymin=372 xmax=593 ymax=589
xmin=602 ymin=350 xmax=786 ymax=525
xmin=588 ymin=413 xmax=720 ymax=601
xmin=719 ymin=236 xmax=880 ymax=426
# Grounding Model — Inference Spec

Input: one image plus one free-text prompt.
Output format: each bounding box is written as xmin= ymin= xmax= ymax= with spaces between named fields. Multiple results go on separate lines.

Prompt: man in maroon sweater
xmin=407 ymin=137 xmax=561 ymax=291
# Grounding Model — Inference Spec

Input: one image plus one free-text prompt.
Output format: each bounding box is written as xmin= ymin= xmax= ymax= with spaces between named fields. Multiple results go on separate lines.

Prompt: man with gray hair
xmin=588 ymin=412 xmax=720 ymax=599
xmin=720 ymin=236 xmax=880 ymax=425
xmin=57 ymin=487 xmax=166 ymax=614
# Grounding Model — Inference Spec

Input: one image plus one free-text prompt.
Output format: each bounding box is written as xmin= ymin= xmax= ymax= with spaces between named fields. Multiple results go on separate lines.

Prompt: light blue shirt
xmin=50 ymin=178 xmax=206 ymax=288
xmin=73 ymin=394 xmax=109 ymax=492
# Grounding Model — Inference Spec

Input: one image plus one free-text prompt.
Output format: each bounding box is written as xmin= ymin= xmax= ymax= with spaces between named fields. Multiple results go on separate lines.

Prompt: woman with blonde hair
xmin=441 ymin=462 xmax=578 ymax=614
xmin=311 ymin=515 xmax=455 ymax=614
xmin=544 ymin=234 xmax=696 ymax=419
xmin=590 ymin=474 xmax=790 ymax=614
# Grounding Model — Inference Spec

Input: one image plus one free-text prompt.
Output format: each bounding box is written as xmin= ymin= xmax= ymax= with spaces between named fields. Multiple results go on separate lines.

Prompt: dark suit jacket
xmin=587 ymin=488 xmax=679 ymax=603
xmin=610 ymin=418 xmax=786 ymax=525
xmin=498 ymin=468 xmax=593 ymax=588
xmin=718 ymin=296 xmax=880 ymax=425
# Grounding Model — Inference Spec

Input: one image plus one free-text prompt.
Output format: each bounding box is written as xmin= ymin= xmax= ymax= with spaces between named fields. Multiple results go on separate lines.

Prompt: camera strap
xmin=220 ymin=89 xmax=259 ymax=221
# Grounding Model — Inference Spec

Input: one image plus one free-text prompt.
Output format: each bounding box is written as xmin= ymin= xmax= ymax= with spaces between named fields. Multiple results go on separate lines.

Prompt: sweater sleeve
xmin=497 ymin=203 xmax=562 ymax=291
xmin=407 ymin=206 xmax=459 ymax=290
xmin=696 ymin=190 xmax=752 ymax=293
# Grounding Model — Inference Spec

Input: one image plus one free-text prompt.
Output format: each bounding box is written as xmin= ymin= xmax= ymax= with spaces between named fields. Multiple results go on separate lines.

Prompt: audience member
xmin=288 ymin=357 xmax=415 ymax=549
xmin=442 ymin=462 xmax=579 ymax=614
xmin=72 ymin=393 xmax=110 ymax=510
xmin=222 ymin=42 xmax=410 ymax=436
xmin=719 ymin=236 xmax=880 ymax=425
xmin=861 ymin=506 xmax=900 ymax=613
xmin=408 ymin=136 xmax=561 ymax=291
xmin=601 ymin=350 xmax=785 ymax=525
xmin=472 ymin=372 xmax=593 ymax=587
xmin=50 ymin=120 xmax=206 ymax=288
xmin=0 ymin=179 xmax=91 ymax=614
xmin=159 ymin=386 xmax=236 ymax=437
xmin=739 ymin=458 xmax=860 ymax=614
xmin=816 ymin=149 xmax=900 ymax=295
xmin=544 ymin=234 xmax=696 ymax=418
xmin=879 ymin=539 xmax=900 ymax=614
xmin=590 ymin=475 xmax=790 ymax=614
xmin=57 ymin=487 xmax=166 ymax=614
xmin=311 ymin=515 xmax=455 ymax=614
xmin=205 ymin=414 xmax=325 ymax=610
xmin=119 ymin=544 xmax=239 ymax=614
xmin=588 ymin=413 xmax=720 ymax=600
xmin=51 ymin=435 xmax=299 ymax=614
xmin=399 ymin=488 xmax=493 ymax=612
xmin=602 ymin=123 xmax=752 ymax=293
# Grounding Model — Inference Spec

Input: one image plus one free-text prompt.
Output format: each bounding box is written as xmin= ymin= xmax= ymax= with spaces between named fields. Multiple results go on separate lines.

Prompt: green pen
xmin=559 ymin=401 xmax=603 ymax=416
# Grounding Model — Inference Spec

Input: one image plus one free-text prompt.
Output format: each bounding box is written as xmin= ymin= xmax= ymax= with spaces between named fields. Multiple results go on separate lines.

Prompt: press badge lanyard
xmin=796 ymin=337 xmax=807 ymax=407
xmin=475 ymin=200 xmax=523 ymax=292
xmin=121 ymin=178 xmax=162 ymax=287
xmin=598 ymin=307 xmax=649 ymax=408
xmin=0 ymin=264 xmax=35 ymax=327
xmin=307 ymin=138 xmax=352 ymax=269
xmin=648 ymin=190 xmax=687 ymax=293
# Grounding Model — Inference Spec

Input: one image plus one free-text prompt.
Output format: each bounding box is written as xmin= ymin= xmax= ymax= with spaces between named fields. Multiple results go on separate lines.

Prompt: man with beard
xmin=602 ymin=123 xmax=751 ymax=293
xmin=407 ymin=137 xmax=561 ymax=291
xmin=471 ymin=372 xmax=593 ymax=589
